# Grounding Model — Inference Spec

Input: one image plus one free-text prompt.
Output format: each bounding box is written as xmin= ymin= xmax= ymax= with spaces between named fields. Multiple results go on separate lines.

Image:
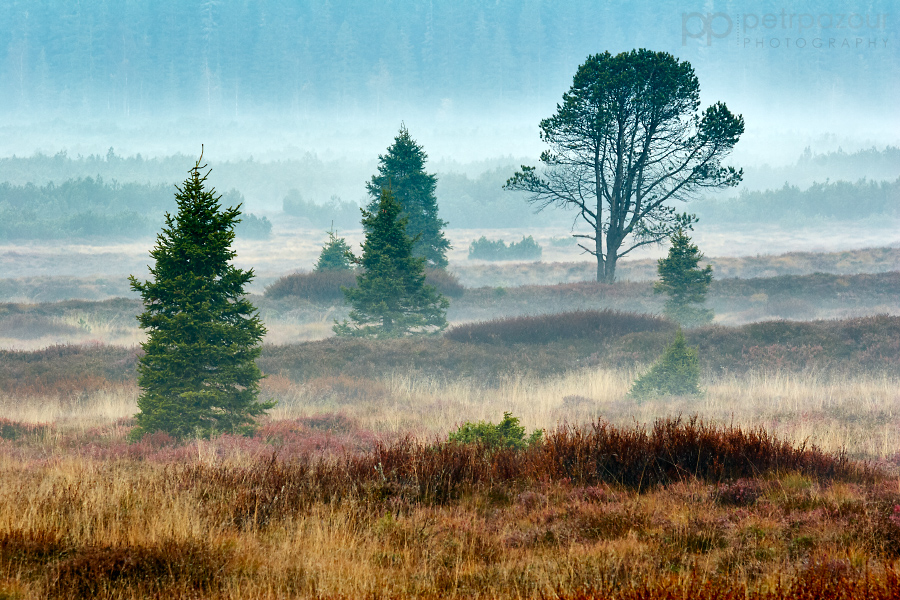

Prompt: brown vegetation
xmin=0 ymin=416 xmax=895 ymax=598
xmin=265 ymin=268 xmax=465 ymax=302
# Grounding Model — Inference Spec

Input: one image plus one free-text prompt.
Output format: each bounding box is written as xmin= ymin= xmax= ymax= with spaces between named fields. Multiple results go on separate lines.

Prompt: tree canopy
xmin=128 ymin=153 xmax=272 ymax=440
xmin=367 ymin=125 xmax=450 ymax=268
xmin=505 ymin=49 xmax=743 ymax=283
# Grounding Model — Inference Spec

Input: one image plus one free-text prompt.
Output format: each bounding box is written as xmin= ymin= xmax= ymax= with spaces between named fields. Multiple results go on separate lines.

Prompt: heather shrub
xmin=0 ymin=314 xmax=82 ymax=339
xmin=449 ymin=412 xmax=542 ymax=450
xmin=264 ymin=268 xmax=462 ymax=301
xmin=264 ymin=269 xmax=356 ymax=302
xmin=445 ymin=309 xmax=672 ymax=345
xmin=0 ymin=418 xmax=48 ymax=440
xmin=629 ymin=330 xmax=702 ymax=398
xmin=45 ymin=540 xmax=228 ymax=599
xmin=715 ymin=478 xmax=763 ymax=506
xmin=423 ymin=269 xmax=465 ymax=298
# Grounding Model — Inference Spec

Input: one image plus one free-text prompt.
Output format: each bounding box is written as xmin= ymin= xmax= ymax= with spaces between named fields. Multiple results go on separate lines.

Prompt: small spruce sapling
xmin=655 ymin=229 xmax=714 ymax=327
xmin=629 ymin=329 xmax=702 ymax=398
xmin=315 ymin=226 xmax=355 ymax=271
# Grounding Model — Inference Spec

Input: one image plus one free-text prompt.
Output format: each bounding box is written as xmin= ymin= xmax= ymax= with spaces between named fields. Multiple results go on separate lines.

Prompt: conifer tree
xmin=128 ymin=153 xmax=272 ymax=440
xmin=629 ymin=329 xmax=702 ymax=398
xmin=655 ymin=229 xmax=714 ymax=327
xmin=334 ymin=188 xmax=448 ymax=338
xmin=366 ymin=124 xmax=450 ymax=268
xmin=314 ymin=226 xmax=354 ymax=271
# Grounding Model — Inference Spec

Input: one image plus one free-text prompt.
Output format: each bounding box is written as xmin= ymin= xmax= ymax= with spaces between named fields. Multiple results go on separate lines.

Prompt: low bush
xmin=468 ymin=235 xmax=543 ymax=261
xmin=173 ymin=416 xmax=866 ymax=524
xmin=445 ymin=309 xmax=672 ymax=345
xmin=449 ymin=412 xmax=542 ymax=450
xmin=0 ymin=344 xmax=138 ymax=398
xmin=45 ymin=540 xmax=228 ymax=599
xmin=0 ymin=418 xmax=48 ymax=440
xmin=265 ymin=268 xmax=463 ymax=302
xmin=264 ymin=269 xmax=356 ymax=302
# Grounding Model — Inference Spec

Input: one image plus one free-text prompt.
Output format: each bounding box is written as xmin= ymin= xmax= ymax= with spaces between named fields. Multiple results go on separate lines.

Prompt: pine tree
xmin=655 ymin=229 xmax=714 ymax=327
xmin=334 ymin=188 xmax=448 ymax=338
xmin=366 ymin=124 xmax=450 ymax=268
xmin=128 ymin=153 xmax=273 ymax=440
xmin=314 ymin=226 xmax=354 ymax=271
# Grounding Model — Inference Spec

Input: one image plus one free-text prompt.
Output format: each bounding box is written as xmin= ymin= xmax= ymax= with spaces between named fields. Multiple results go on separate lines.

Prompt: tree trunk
xmin=603 ymin=233 xmax=620 ymax=283
xmin=604 ymin=254 xmax=618 ymax=283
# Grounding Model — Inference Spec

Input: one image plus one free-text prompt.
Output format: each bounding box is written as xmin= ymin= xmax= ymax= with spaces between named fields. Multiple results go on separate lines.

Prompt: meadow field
xmin=0 ymin=301 xmax=899 ymax=597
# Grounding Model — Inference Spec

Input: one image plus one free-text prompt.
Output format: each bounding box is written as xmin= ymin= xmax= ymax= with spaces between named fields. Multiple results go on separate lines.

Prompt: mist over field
xmin=0 ymin=0 xmax=896 ymax=177
xmin=1 ymin=3 xmax=900 ymax=598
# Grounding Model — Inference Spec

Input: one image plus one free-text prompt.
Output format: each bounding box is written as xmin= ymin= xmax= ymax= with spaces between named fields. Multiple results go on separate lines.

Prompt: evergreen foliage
xmin=366 ymin=125 xmax=450 ymax=268
xmin=449 ymin=412 xmax=543 ymax=450
xmin=128 ymin=154 xmax=272 ymax=440
xmin=314 ymin=227 xmax=354 ymax=271
xmin=655 ymin=229 xmax=714 ymax=327
xmin=334 ymin=188 xmax=448 ymax=338
xmin=629 ymin=329 xmax=702 ymax=398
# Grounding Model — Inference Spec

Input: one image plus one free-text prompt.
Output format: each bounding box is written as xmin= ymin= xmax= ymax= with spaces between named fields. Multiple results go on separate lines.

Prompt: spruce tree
xmin=128 ymin=154 xmax=272 ymax=440
xmin=366 ymin=124 xmax=450 ymax=268
xmin=629 ymin=329 xmax=702 ymax=398
xmin=334 ymin=188 xmax=448 ymax=338
xmin=314 ymin=226 xmax=354 ymax=271
xmin=655 ymin=229 xmax=714 ymax=327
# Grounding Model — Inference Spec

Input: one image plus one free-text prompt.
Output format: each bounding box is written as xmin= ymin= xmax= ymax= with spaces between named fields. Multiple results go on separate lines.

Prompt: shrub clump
xmin=45 ymin=540 xmax=228 ymax=599
xmin=446 ymin=309 xmax=672 ymax=345
xmin=629 ymin=329 xmax=702 ymax=398
xmin=265 ymin=269 xmax=462 ymax=302
xmin=468 ymin=235 xmax=542 ymax=261
xmin=265 ymin=269 xmax=357 ymax=302
xmin=449 ymin=412 xmax=542 ymax=450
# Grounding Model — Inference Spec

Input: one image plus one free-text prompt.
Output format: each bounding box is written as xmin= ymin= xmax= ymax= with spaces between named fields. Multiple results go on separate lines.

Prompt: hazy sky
xmin=0 ymin=0 xmax=895 ymax=168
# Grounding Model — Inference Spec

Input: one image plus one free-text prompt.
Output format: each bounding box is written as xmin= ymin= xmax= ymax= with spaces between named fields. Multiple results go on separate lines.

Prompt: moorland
xmin=0 ymin=243 xmax=899 ymax=598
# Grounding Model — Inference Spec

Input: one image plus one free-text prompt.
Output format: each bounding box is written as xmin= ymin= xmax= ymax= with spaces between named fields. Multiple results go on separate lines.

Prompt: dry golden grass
xmin=0 ymin=451 xmax=894 ymax=599
xmin=0 ymin=365 xmax=899 ymax=598
xmin=260 ymin=368 xmax=900 ymax=460
xmin=9 ymin=367 xmax=895 ymax=461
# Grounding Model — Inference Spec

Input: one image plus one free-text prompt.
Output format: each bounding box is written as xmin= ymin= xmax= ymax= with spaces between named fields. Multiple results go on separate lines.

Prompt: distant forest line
xmin=0 ymin=0 xmax=892 ymax=118
xmin=0 ymin=177 xmax=271 ymax=241
xmin=0 ymin=169 xmax=896 ymax=241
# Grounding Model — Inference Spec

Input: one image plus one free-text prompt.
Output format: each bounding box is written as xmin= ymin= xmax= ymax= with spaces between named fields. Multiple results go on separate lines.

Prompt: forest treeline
xmin=1 ymin=174 xmax=895 ymax=241
xmin=0 ymin=146 xmax=897 ymax=239
xmin=0 ymin=0 xmax=891 ymax=118
xmin=695 ymin=177 xmax=900 ymax=224
xmin=0 ymin=177 xmax=271 ymax=241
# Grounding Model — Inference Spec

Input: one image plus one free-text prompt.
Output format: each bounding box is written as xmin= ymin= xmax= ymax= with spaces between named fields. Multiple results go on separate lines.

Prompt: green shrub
xmin=468 ymin=235 xmax=542 ymax=261
xmin=449 ymin=412 xmax=542 ymax=449
xmin=629 ymin=329 xmax=701 ymax=398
